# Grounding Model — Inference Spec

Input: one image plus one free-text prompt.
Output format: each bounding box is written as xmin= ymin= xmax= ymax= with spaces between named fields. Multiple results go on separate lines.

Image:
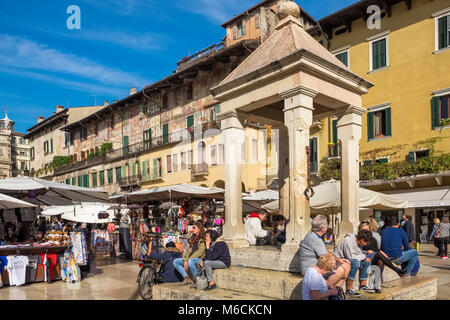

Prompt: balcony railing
xmin=191 ymin=163 xmax=209 ymax=176
xmin=54 ymin=122 xmax=221 ymax=176
xmin=118 ymin=175 xmax=142 ymax=188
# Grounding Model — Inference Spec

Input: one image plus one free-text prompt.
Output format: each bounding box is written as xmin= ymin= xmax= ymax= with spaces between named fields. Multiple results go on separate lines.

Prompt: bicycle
xmin=136 ymin=257 xmax=164 ymax=300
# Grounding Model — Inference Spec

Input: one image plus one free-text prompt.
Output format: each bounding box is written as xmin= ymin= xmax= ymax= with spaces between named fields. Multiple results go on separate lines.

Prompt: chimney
xmin=38 ymin=116 xmax=45 ymax=123
xmin=130 ymin=87 xmax=137 ymax=95
xmin=56 ymin=105 xmax=65 ymax=113
xmin=104 ymin=100 xmax=109 ymax=106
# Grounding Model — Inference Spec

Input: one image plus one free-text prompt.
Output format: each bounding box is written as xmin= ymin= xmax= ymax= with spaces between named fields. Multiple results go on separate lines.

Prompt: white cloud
xmin=0 ymin=34 xmax=149 ymax=89
xmin=172 ymin=0 xmax=257 ymax=24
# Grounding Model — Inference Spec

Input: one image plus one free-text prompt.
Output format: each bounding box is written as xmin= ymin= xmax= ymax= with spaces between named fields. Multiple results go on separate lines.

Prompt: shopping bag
xmin=196 ymin=266 xmax=208 ymax=290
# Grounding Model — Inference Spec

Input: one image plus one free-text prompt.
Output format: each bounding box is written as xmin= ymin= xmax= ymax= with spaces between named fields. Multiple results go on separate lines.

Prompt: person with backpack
xmin=149 ymin=242 xmax=183 ymax=283
xmin=302 ymin=252 xmax=340 ymax=300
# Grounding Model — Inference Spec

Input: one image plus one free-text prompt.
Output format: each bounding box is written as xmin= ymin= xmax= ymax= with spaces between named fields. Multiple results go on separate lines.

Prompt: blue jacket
xmin=203 ymin=236 xmax=231 ymax=267
xmin=381 ymin=227 xmax=410 ymax=259
xmin=149 ymin=248 xmax=183 ymax=283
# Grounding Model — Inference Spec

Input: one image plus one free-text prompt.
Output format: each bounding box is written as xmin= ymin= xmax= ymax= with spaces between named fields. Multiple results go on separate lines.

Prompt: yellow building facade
xmin=313 ymin=0 xmax=450 ymax=165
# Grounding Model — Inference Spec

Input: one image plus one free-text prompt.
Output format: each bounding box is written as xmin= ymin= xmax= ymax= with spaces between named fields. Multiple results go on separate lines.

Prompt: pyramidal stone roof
xmin=219 ymin=6 xmax=350 ymax=87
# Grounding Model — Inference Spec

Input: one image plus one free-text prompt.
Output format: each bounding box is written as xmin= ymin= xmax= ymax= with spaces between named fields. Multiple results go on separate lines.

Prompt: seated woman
xmin=173 ymin=222 xmax=206 ymax=287
xmin=359 ymin=220 xmax=406 ymax=281
xmin=302 ymin=252 xmax=339 ymax=300
xmin=149 ymin=242 xmax=183 ymax=283
xmin=199 ymin=230 xmax=231 ymax=291
xmin=273 ymin=215 xmax=287 ymax=244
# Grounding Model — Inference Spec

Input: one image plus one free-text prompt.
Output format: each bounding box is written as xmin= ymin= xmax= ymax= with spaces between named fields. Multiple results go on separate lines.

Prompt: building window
xmin=107 ymin=169 xmax=113 ymax=184
xmin=172 ymin=154 xmax=178 ymax=173
xmin=408 ymin=149 xmax=430 ymax=163
xmin=154 ymin=158 xmax=162 ymax=179
xmin=435 ymin=11 xmax=450 ymax=51
xmin=187 ymin=150 xmax=193 ymax=170
xmin=65 ymin=178 xmax=70 ymax=185
xmin=368 ymin=31 xmax=389 ymax=72
xmin=186 ymin=84 xmax=193 ymax=101
xmin=237 ymin=21 xmax=244 ymax=38
xmin=181 ymin=152 xmax=187 ymax=171
xmin=30 ymin=147 xmax=35 ymax=160
xmin=211 ymin=145 xmax=217 ymax=166
xmin=335 ymin=51 xmax=349 ymax=67
xmin=143 ymin=129 xmax=152 ymax=149
xmin=309 ymin=137 xmax=318 ymax=173
xmin=64 ymin=133 xmax=69 ymax=148
xmin=50 ymin=139 xmax=53 ymax=153
xmin=92 ymin=172 xmax=98 ymax=188
xmin=115 ymin=167 xmax=122 ymax=182
xmin=218 ymin=144 xmax=224 ymax=165
xmin=83 ymin=174 xmax=89 ymax=188
xmin=255 ymin=13 xmax=260 ymax=29
xmin=72 ymin=177 xmax=76 ymax=186
xmin=162 ymin=93 xmax=168 ymax=110
xmin=99 ymin=171 xmax=105 ymax=186
xmin=432 ymin=94 xmax=450 ymax=128
xmin=368 ymin=106 xmax=391 ymax=140
xmin=78 ymin=176 xmax=83 ymax=187
xmin=251 ymin=139 xmax=258 ymax=163
xmin=363 ymin=158 xmax=389 ymax=166
xmin=187 ymin=115 xmax=194 ymax=129
xmin=166 ymin=155 xmax=172 ymax=174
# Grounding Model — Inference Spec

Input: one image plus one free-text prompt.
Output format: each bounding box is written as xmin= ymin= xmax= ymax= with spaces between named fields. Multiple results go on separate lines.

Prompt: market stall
xmin=111 ymin=184 xmax=226 ymax=261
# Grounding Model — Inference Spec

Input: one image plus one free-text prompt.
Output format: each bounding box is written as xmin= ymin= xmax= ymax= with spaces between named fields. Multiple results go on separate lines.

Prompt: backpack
xmin=195 ymin=265 xmax=208 ymax=290
xmin=328 ymin=287 xmax=346 ymax=300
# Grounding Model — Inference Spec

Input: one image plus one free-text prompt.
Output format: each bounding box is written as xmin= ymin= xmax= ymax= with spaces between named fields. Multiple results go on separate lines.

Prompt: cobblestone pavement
xmin=0 ymin=244 xmax=448 ymax=300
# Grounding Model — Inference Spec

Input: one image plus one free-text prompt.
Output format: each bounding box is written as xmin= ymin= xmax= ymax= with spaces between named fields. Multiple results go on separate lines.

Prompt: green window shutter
xmin=210 ymin=110 xmax=214 ymax=121
xmin=141 ymin=161 xmax=146 ymax=180
xmin=123 ymin=136 xmax=129 ymax=147
xmin=78 ymin=176 xmax=82 ymax=187
xmin=99 ymin=171 xmax=105 ymax=186
xmin=92 ymin=173 xmax=97 ymax=187
xmin=64 ymin=133 xmax=68 ymax=147
xmin=153 ymin=159 xmax=158 ymax=178
xmin=380 ymin=38 xmax=386 ymax=68
xmin=309 ymin=138 xmax=318 ymax=173
xmin=83 ymin=175 xmax=89 ymax=188
xmin=187 ymin=115 xmax=194 ymax=129
xmin=432 ymin=97 xmax=441 ymax=128
xmin=122 ymin=165 xmax=126 ymax=178
xmin=385 ymin=108 xmax=391 ymax=137
xmin=139 ymin=104 xmax=143 ymax=119
xmin=50 ymin=139 xmax=53 ymax=153
xmin=336 ymin=52 xmax=348 ymax=67
xmin=132 ymin=163 xmax=136 ymax=176
xmin=368 ymin=112 xmax=374 ymax=140
xmin=214 ymin=104 xmax=221 ymax=115
xmin=438 ymin=16 xmax=448 ymax=50
xmin=332 ymin=119 xmax=338 ymax=156
xmin=65 ymin=179 xmax=70 ymax=185
xmin=72 ymin=177 xmax=76 ymax=185
xmin=163 ymin=124 xmax=169 ymax=143
xmin=116 ymin=168 xmax=121 ymax=182
xmin=408 ymin=151 xmax=416 ymax=164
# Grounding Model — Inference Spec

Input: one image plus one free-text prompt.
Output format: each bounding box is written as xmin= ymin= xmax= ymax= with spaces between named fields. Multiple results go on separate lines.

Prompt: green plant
xmin=441 ymin=118 xmax=450 ymax=127
xmin=52 ymin=156 xmax=70 ymax=169
xmin=100 ymin=142 xmax=113 ymax=156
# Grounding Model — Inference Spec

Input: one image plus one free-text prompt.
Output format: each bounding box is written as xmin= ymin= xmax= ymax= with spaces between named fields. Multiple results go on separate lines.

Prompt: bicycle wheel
xmin=138 ymin=267 xmax=155 ymax=300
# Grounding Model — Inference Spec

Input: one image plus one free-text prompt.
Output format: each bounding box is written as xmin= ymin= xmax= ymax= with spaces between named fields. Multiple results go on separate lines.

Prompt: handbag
xmin=434 ymin=224 xmax=441 ymax=239
xmin=195 ymin=265 xmax=208 ymax=290
xmin=328 ymin=287 xmax=346 ymax=300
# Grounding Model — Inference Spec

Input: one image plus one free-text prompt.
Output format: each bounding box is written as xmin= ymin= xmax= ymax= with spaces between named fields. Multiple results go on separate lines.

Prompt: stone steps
xmin=348 ymin=276 xmax=437 ymax=300
xmin=152 ymin=283 xmax=273 ymax=300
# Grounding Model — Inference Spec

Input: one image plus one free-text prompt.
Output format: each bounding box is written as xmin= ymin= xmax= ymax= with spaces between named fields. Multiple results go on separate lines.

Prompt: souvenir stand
xmin=113 ymin=184 xmax=226 ymax=261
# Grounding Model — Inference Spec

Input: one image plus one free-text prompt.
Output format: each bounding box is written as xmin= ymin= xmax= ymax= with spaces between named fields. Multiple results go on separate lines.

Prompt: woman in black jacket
xmin=149 ymin=242 xmax=183 ymax=283
xmin=199 ymin=230 xmax=231 ymax=290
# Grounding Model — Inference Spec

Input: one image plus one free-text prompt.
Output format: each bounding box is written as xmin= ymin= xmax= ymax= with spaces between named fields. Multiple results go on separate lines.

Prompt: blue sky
xmin=0 ymin=0 xmax=356 ymax=133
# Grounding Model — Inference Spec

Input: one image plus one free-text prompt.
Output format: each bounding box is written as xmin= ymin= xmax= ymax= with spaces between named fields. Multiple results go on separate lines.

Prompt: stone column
xmin=280 ymin=86 xmax=317 ymax=252
xmin=336 ymin=106 xmax=366 ymax=236
xmin=220 ymin=111 xmax=248 ymax=248
xmin=278 ymin=126 xmax=290 ymax=220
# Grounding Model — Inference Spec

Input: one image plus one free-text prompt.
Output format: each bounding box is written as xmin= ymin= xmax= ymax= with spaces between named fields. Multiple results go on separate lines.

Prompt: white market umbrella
xmin=0 ymin=192 xmax=36 ymax=209
xmin=0 ymin=176 xmax=109 ymax=206
xmin=41 ymin=202 xmax=114 ymax=224
xmin=262 ymin=180 xmax=408 ymax=214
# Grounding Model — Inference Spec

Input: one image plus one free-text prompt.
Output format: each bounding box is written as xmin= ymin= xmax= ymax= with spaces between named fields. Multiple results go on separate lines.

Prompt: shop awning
xmin=117 ymin=183 xmax=225 ymax=203
xmin=382 ymin=186 xmax=450 ymax=208
xmin=0 ymin=193 xmax=36 ymax=209
xmin=243 ymin=190 xmax=278 ymax=202
xmin=0 ymin=177 xmax=110 ymax=206
xmin=261 ymin=180 xmax=408 ymax=214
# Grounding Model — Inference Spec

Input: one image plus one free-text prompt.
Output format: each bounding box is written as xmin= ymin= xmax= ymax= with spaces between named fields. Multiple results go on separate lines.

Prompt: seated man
xmin=149 ymin=242 xmax=183 ymax=283
xmin=333 ymin=229 xmax=374 ymax=297
xmin=245 ymin=210 xmax=273 ymax=246
xmin=381 ymin=217 xmax=419 ymax=278
xmin=299 ymin=215 xmax=350 ymax=289
xmin=273 ymin=215 xmax=288 ymax=244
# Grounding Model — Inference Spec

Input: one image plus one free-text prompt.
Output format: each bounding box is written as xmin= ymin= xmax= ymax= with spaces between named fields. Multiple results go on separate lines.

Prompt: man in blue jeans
xmin=333 ymin=229 xmax=374 ymax=297
xmin=381 ymin=217 xmax=418 ymax=278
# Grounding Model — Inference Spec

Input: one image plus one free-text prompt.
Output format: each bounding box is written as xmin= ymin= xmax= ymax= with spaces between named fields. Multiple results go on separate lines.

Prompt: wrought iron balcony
xmin=191 ymin=163 xmax=209 ymax=177
xmin=118 ymin=175 xmax=142 ymax=188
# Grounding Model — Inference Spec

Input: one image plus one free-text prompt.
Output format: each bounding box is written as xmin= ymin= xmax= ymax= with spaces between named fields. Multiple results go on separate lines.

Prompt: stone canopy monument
xmin=211 ymin=0 xmax=374 ymax=272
